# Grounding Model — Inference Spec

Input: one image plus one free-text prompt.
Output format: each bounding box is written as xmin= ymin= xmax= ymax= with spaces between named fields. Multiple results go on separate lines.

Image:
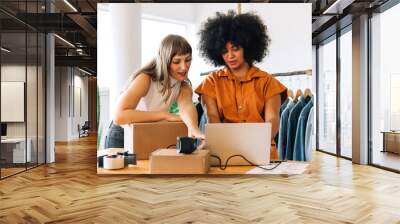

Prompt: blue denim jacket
xmin=293 ymin=98 xmax=314 ymax=161
xmin=277 ymin=100 xmax=295 ymax=160
xmin=285 ymin=96 xmax=310 ymax=160
xmin=274 ymin=99 xmax=290 ymax=146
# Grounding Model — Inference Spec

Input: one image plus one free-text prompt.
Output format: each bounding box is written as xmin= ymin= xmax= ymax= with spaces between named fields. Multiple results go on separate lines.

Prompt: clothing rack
xmin=276 ymin=93 xmax=314 ymax=162
xmin=200 ymin=69 xmax=312 ymax=77
xmin=272 ymin=69 xmax=312 ymax=77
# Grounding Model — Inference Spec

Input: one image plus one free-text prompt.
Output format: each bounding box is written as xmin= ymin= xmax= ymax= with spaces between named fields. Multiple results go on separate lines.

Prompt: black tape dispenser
xmin=176 ymin=137 xmax=200 ymax=154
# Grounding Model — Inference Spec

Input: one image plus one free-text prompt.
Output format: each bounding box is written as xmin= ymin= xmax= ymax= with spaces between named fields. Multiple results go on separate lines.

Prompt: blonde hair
xmin=126 ymin=34 xmax=192 ymax=103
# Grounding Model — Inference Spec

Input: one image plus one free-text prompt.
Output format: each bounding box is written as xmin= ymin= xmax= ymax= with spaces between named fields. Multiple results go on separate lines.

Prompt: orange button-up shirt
xmin=195 ymin=66 xmax=287 ymax=160
xmin=195 ymin=66 xmax=287 ymax=123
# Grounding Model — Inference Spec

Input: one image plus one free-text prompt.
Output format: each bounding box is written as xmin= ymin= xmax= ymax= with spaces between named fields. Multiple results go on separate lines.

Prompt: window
xmin=141 ymin=17 xmax=187 ymax=66
xmin=340 ymin=29 xmax=352 ymax=158
xmin=317 ymin=37 xmax=337 ymax=154
xmin=0 ymin=1 xmax=46 ymax=179
xmin=371 ymin=3 xmax=400 ymax=171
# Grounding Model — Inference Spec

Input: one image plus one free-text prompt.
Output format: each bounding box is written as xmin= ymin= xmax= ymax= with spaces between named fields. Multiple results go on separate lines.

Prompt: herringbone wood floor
xmin=1 ymin=135 xmax=400 ymax=223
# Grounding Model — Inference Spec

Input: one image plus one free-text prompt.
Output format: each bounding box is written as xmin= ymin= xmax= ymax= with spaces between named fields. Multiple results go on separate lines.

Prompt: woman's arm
xmin=201 ymin=95 xmax=221 ymax=123
xmin=264 ymin=94 xmax=281 ymax=139
xmin=177 ymin=83 xmax=204 ymax=139
xmin=113 ymin=73 xmax=179 ymax=125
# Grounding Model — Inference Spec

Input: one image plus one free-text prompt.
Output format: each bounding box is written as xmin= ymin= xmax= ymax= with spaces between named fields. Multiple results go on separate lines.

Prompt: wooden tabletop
xmin=97 ymin=148 xmax=310 ymax=175
xmin=97 ymin=159 xmax=310 ymax=175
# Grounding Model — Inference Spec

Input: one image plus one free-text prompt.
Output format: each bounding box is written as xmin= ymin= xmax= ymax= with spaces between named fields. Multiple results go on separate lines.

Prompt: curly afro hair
xmin=198 ymin=10 xmax=271 ymax=67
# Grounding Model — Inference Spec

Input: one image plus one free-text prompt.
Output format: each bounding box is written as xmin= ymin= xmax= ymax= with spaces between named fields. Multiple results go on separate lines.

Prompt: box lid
xmin=152 ymin=149 xmax=209 ymax=157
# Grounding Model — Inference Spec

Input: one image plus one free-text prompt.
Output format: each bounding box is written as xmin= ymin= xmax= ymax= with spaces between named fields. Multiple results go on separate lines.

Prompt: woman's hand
xmin=188 ymin=128 xmax=205 ymax=139
xmin=188 ymin=128 xmax=206 ymax=149
xmin=164 ymin=112 xmax=182 ymax=122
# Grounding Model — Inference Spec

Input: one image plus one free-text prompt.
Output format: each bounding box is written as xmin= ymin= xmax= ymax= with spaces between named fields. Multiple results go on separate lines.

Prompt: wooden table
xmin=97 ymin=159 xmax=310 ymax=175
xmin=97 ymin=160 xmax=259 ymax=175
xmin=97 ymin=148 xmax=310 ymax=175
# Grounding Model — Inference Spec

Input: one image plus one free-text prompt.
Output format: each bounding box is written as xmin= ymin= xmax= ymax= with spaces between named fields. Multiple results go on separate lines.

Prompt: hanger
xmin=304 ymin=88 xmax=313 ymax=97
xmin=294 ymin=89 xmax=303 ymax=101
xmin=287 ymin=89 xmax=294 ymax=100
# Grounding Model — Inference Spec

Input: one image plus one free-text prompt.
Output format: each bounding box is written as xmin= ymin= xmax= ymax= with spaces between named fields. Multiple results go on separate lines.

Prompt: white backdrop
xmin=98 ymin=3 xmax=312 ymax=90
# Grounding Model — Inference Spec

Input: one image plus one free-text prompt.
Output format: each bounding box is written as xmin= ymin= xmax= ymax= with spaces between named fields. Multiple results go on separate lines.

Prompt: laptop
xmin=205 ymin=123 xmax=271 ymax=166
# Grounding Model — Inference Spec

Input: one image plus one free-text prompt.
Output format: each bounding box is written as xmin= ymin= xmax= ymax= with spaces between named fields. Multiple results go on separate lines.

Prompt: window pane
xmin=38 ymin=33 xmax=46 ymax=165
xmin=340 ymin=30 xmax=352 ymax=158
xmin=27 ymin=31 xmax=38 ymax=169
xmin=318 ymin=38 xmax=337 ymax=154
xmin=1 ymin=31 xmax=27 ymax=177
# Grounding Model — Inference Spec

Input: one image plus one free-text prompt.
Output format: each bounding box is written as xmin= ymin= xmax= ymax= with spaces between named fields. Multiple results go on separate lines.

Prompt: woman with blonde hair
xmin=105 ymin=34 xmax=204 ymax=148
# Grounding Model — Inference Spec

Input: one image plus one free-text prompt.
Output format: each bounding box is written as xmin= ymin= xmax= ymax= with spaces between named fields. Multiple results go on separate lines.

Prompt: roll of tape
xmin=103 ymin=155 xmax=125 ymax=170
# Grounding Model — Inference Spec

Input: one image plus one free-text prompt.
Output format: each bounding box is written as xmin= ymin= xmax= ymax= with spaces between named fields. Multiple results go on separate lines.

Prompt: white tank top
xmin=123 ymin=77 xmax=182 ymax=154
xmin=136 ymin=77 xmax=182 ymax=112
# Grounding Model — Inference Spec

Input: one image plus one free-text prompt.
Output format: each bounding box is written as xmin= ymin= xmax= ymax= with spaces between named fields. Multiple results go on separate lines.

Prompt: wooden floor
xmin=1 ymin=167 xmax=26 ymax=177
xmin=1 ymin=135 xmax=400 ymax=223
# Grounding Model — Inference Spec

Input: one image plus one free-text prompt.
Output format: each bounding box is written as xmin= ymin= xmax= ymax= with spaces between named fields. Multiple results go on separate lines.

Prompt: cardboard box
xmin=124 ymin=122 xmax=188 ymax=160
xmin=149 ymin=149 xmax=210 ymax=174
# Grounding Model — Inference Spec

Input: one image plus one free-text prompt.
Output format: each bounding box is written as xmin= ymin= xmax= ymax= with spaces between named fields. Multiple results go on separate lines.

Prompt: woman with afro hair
xmin=195 ymin=11 xmax=287 ymax=160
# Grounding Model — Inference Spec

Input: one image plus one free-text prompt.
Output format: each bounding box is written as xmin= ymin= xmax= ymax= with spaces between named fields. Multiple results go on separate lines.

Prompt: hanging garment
xmin=285 ymin=96 xmax=310 ymax=160
xmin=293 ymin=98 xmax=314 ymax=161
xmin=274 ymin=98 xmax=290 ymax=145
xmin=280 ymin=98 xmax=290 ymax=116
xmin=304 ymin=106 xmax=315 ymax=161
xmin=277 ymin=99 xmax=295 ymax=160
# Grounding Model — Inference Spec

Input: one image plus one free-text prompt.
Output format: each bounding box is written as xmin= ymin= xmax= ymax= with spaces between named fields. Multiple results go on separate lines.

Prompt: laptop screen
xmin=205 ymin=123 xmax=271 ymax=166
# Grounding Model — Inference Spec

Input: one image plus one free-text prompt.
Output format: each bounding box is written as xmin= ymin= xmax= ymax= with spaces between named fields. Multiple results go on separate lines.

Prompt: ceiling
xmin=0 ymin=0 xmax=392 ymax=76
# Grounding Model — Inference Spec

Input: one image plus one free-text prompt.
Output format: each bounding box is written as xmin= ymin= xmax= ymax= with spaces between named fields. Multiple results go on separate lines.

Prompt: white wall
xmin=98 ymin=3 xmax=142 ymax=150
xmin=98 ymin=3 xmax=141 ymax=123
xmin=145 ymin=3 xmax=312 ymax=93
xmin=55 ymin=67 xmax=68 ymax=141
xmin=141 ymin=3 xmax=196 ymax=23
xmin=54 ymin=67 xmax=89 ymax=141
xmin=243 ymin=4 xmax=312 ymax=73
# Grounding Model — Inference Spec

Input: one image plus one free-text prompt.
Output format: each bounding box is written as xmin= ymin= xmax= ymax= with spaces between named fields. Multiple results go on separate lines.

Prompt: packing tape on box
xmin=103 ymin=155 xmax=125 ymax=170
